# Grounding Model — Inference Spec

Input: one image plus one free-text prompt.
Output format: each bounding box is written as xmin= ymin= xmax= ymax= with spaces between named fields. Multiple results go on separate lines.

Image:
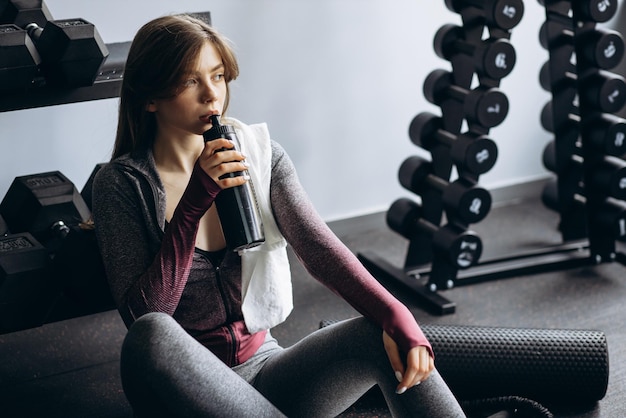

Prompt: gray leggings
xmin=120 ymin=313 xmax=466 ymax=417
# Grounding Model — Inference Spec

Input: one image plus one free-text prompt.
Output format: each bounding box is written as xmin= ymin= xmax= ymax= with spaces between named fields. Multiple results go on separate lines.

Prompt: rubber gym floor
xmin=0 ymin=191 xmax=625 ymax=418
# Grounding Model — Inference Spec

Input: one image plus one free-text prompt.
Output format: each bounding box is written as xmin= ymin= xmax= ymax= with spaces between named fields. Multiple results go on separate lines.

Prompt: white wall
xmin=0 ymin=1 xmax=623 ymax=221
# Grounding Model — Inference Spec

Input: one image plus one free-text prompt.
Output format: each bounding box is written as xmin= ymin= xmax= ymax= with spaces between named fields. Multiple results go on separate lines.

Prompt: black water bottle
xmin=203 ymin=115 xmax=265 ymax=251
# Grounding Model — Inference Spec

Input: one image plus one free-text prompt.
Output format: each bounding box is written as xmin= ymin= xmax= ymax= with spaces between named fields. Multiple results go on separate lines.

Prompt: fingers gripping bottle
xmin=203 ymin=115 xmax=265 ymax=251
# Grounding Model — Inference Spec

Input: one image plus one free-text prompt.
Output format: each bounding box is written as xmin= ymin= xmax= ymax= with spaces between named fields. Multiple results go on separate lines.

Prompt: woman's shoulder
xmin=93 ymin=149 xmax=156 ymax=191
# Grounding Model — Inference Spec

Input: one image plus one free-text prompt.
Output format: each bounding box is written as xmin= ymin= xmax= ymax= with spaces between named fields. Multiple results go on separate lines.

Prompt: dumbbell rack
xmin=359 ymin=2 xmax=523 ymax=314
xmin=360 ymin=1 xmax=626 ymax=315
xmin=457 ymin=1 xmax=626 ymax=294
xmin=0 ymin=41 xmax=128 ymax=112
xmin=540 ymin=1 xmax=626 ymax=260
xmin=0 ymin=10 xmax=210 ymax=332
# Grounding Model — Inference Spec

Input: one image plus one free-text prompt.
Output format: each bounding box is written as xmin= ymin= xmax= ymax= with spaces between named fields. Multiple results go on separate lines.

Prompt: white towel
xmin=222 ymin=117 xmax=293 ymax=333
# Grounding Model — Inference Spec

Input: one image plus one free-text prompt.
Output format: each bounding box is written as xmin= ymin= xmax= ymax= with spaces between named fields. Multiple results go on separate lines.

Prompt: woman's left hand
xmin=382 ymin=331 xmax=434 ymax=394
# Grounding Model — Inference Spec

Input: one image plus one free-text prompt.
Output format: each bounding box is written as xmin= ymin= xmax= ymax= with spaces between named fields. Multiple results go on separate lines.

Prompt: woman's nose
xmin=202 ymin=83 xmax=216 ymax=103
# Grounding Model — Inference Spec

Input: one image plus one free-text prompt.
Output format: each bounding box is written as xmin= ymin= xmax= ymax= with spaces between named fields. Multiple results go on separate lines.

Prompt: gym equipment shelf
xmin=0 ymin=11 xmax=210 ymax=332
xmin=0 ymin=11 xmax=211 ymax=112
xmin=0 ymin=41 xmax=130 ymax=112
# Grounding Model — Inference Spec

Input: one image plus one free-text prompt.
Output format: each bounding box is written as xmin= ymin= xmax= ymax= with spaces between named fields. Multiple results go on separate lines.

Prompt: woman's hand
xmin=197 ymin=138 xmax=250 ymax=189
xmin=382 ymin=331 xmax=434 ymax=394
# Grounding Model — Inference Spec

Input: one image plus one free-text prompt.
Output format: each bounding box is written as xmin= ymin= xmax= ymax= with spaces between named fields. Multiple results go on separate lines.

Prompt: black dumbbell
xmin=48 ymin=220 xmax=114 ymax=322
xmin=542 ymin=141 xmax=626 ymax=192
xmin=0 ymin=24 xmax=41 ymax=90
xmin=543 ymin=142 xmax=626 ymax=201
xmin=408 ymin=111 xmax=498 ymax=175
xmin=574 ymin=0 xmax=618 ymax=23
xmin=542 ymin=177 xmax=626 ymax=240
xmin=0 ymin=0 xmax=51 ymax=27
xmin=0 ymin=171 xmax=91 ymax=249
xmin=547 ymin=153 xmax=626 ymax=200
xmin=541 ymin=140 xmax=583 ymax=173
xmin=539 ymin=101 xmax=579 ymax=137
xmin=541 ymin=176 xmax=583 ymax=212
xmin=538 ymin=22 xmax=577 ymax=75
xmin=588 ymin=156 xmax=626 ymax=200
xmin=387 ymin=197 xmax=483 ymax=270
xmin=597 ymin=197 xmax=626 ymax=241
xmin=445 ymin=0 xmax=524 ymax=30
xmin=538 ymin=0 xmax=617 ymax=23
xmin=0 ymin=1 xmax=109 ymax=87
xmin=399 ymin=155 xmax=492 ymax=224
xmin=579 ymin=70 xmax=626 ymax=114
xmin=24 ymin=18 xmax=109 ymax=86
xmin=539 ymin=21 xmax=574 ymax=51
xmin=424 ymin=69 xmax=510 ymax=128
xmin=579 ymin=28 xmax=625 ymax=71
xmin=0 ymin=231 xmax=55 ymax=333
xmin=538 ymin=61 xmax=577 ymax=92
xmin=540 ymin=22 xmax=624 ymax=70
xmin=582 ymin=113 xmax=626 ymax=156
xmin=540 ymin=105 xmax=626 ymax=157
xmin=542 ymin=70 xmax=626 ymax=114
xmin=0 ymin=170 xmax=114 ymax=320
xmin=434 ymin=24 xmax=517 ymax=80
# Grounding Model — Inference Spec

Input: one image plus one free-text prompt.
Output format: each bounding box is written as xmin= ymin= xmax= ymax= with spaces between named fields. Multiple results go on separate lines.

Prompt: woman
xmin=92 ymin=13 xmax=466 ymax=417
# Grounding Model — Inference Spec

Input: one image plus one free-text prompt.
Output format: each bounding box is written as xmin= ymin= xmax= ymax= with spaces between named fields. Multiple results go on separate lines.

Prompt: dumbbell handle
xmin=424 ymin=173 xmax=449 ymax=193
xmin=413 ymin=216 xmax=438 ymax=236
xmin=50 ymin=220 xmax=70 ymax=239
xmin=445 ymin=84 xmax=472 ymax=103
xmin=24 ymin=22 xmax=42 ymax=41
xmin=450 ymin=38 xmax=481 ymax=57
xmin=433 ymin=129 xmax=460 ymax=148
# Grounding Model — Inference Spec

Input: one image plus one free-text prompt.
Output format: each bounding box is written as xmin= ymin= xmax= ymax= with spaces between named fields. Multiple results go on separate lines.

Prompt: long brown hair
xmin=111 ymin=14 xmax=239 ymax=159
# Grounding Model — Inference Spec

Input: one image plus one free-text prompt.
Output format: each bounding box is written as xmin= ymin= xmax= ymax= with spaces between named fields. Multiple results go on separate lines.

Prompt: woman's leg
xmin=119 ymin=312 xmax=286 ymax=418
xmin=253 ymin=317 xmax=466 ymax=418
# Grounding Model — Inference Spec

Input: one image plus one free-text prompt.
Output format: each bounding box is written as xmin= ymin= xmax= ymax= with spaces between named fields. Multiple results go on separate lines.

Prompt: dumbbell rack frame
xmin=360 ymin=2 xmax=626 ymax=315
xmin=360 ymin=7 xmax=519 ymax=314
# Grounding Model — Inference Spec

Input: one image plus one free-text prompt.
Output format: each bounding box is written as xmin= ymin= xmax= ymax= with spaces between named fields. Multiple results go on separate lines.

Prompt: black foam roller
xmin=421 ymin=324 xmax=609 ymax=404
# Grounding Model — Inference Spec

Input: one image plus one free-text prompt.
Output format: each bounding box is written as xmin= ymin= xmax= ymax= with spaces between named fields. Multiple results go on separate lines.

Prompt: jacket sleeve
xmin=268 ymin=142 xmax=433 ymax=357
xmin=93 ymin=161 xmax=221 ymax=326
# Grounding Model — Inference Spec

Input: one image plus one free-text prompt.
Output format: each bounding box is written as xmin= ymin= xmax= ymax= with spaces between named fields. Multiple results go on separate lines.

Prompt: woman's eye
xmin=183 ymin=78 xmax=198 ymax=87
xmin=213 ymin=73 xmax=224 ymax=82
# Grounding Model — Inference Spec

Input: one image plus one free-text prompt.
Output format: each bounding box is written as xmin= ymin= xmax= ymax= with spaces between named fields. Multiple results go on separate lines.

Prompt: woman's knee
xmin=121 ymin=312 xmax=182 ymax=367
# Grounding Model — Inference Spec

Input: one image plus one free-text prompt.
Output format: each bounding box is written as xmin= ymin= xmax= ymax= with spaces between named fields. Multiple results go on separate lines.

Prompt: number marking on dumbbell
xmin=608 ymin=89 xmax=621 ymax=104
xmin=0 ymin=235 xmax=34 ymax=252
xmin=502 ymin=5 xmax=519 ymax=21
xmin=475 ymin=149 xmax=491 ymax=165
xmin=457 ymin=239 xmax=480 ymax=268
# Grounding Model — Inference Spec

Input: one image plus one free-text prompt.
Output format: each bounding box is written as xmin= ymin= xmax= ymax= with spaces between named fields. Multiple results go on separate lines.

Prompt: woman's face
xmin=147 ymin=41 xmax=227 ymax=139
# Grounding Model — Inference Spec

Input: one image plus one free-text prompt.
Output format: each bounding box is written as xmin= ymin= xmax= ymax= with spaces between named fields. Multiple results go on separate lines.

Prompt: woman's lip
xmin=200 ymin=113 xmax=219 ymax=122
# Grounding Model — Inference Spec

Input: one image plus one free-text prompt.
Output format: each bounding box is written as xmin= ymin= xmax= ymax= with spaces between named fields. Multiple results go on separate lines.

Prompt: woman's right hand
xmin=197 ymin=138 xmax=250 ymax=189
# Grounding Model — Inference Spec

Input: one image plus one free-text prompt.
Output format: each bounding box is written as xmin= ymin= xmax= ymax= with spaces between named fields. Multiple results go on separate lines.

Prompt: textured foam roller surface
xmin=421 ymin=324 xmax=609 ymax=404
